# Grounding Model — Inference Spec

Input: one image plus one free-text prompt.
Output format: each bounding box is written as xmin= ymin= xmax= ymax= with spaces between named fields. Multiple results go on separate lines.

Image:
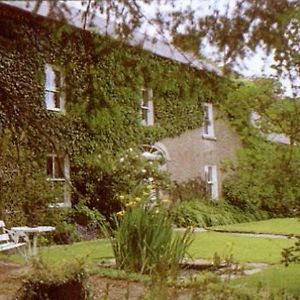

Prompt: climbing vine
xmin=0 ymin=5 xmax=228 ymax=218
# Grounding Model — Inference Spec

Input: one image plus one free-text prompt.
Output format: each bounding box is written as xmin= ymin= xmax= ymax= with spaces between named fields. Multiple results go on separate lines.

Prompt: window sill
xmin=46 ymin=178 xmax=66 ymax=182
xmin=46 ymin=108 xmax=64 ymax=113
xmin=141 ymin=122 xmax=154 ymax=127
xmin=202 ymin=134 xmax=217 ymax=141
xmin=48 ymin=202 xmax=71 ymax=208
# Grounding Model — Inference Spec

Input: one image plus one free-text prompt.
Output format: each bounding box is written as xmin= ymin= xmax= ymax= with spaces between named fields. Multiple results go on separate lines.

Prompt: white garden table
xmin=10 ymin=226 xmax=55 ymax=256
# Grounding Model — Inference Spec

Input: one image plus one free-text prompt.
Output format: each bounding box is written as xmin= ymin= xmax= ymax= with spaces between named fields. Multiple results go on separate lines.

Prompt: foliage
xmin=72 ymin=147 xmax=172 ymax=219
xmin=2 ymin=1 xmax=300 ymax=221
xmin=223 ymin=138 xmax=300 ymax=217
xmin=170 ymin=199 xmax=269 ymax=228
xmin=15 ymin=259 xmax=92 ymax=300
xmin=23 ymin=0 xmax=300 ymax=94
xmin=102 ymin=199 xmax=193 ymax=276
xmin=221 ymin=79 xmax=300 ymax=216
xmin=281 ymin=237 xmax=300 ymax=266
xmin=170 ymin=177 xmax=207 ymax=202
xmin=0 ymin=131 xmax=64 ymax=226
xmin=0 ymin=5 xmax=227 ymax=218
xmin=50 ymin=221 xmax=80 ymax=245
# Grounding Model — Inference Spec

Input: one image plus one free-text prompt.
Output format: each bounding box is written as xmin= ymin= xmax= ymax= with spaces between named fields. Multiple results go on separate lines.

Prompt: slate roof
xmin=2 ymin=1 xmax=221 ymax=75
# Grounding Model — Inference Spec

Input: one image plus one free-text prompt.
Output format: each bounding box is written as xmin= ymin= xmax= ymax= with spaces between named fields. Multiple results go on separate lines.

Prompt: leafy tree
xmin=221 ymin=78 xmax=300 ymax=215
xmin=23 ymin=1 xmax=300 ymax=90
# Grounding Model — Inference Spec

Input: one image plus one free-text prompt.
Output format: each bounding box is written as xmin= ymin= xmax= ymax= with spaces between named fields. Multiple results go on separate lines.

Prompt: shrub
xmin=282 ymin=237 xmax=300 ymax=266
xmin=72 ymin=147 xmax=172 ymax=219
xmin=170 ymin=198 xmax=269 ymax=228
xmin=51 ymin=221 xmax=81 ymax=245
xmin=41 ymin=208 xmax=81 ymax=245
xmin=0 ymin=131 xmax=66 ymax=227
xmin=170 ymin=178 xmax=207 ymax=202
xmin=16 ymin=260 xmax=91 ymax=300
xmin=222 ymin=143 xmax=300 ymax=217
xmin=102 ymin=200 xmax=193 ymax=276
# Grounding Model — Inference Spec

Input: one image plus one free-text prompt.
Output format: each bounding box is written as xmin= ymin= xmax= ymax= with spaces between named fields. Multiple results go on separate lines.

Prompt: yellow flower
xmin=125 ymin=201 xmax=135 ymax=208
xmin=134 ymin=197 xmax=141 ymax=202
xmin=116 ymin=210 xmax=125 ymax=217
xmin=161 ymin=199 xmax=170 ymax=204
xmin=119 ymin=195 xmax=125 ymax=200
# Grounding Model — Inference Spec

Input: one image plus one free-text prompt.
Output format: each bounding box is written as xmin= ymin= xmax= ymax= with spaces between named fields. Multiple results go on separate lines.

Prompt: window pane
xmin=141 ymin=107 xmax=148 ymax=124
xmin=204 ymin=105 xmax=209 ymax=119
xmin=203 ymin=121 xmax=209 ymax=135
xmin=54 ymin=69 xmax=61 ymax=90
xmin=47 ymin=156 xmax=53 ymax=178
xmin=207 ymin=166 xmax=212 ymax=182
xmin=141 ymin=89 xmax=148 ymax=107
xmin=45 ymin=91 xmax=55 ymax=110
xmin=54 ymin=157 xmax=64 ymax=178
xmin=203 ymin=104 xmax=214 ymax=137
xmin=141 ymin=88 xmax=154 ymax=126
xmin=54 ymin=92 xmax=61 ymax=109
xmin=45 ymin=65 xmax=55 ymax=90
xmin=207 ymin=183 xmax=213 ymax=198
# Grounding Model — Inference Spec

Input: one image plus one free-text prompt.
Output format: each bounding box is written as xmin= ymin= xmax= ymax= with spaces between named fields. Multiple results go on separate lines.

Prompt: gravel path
xmin=174 ymin=227 xmax=296 ymax=239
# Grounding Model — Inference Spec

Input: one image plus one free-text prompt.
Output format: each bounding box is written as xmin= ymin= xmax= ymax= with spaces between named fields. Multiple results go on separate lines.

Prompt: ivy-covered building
xmin=0 ymin=1 xmax=242 ymax=210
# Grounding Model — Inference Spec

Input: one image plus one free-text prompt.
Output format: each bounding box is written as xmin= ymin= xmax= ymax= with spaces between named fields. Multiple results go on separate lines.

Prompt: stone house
xmin=0 ymin=1 xmax=242 ymax=207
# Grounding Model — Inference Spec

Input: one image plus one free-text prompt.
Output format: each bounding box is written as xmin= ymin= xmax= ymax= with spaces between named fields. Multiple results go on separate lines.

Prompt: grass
xmin=189 ymin=231 xmax=295 ymax=264
xmin=230 ymin=264 xmax=300 ymax=297
xmin=0 ymin=239 xmax=113 ymax=269
xmin=210 ymin=218 xmax=300 ymax=236
xmin=1 ymin=230 xmax=294 ymax=266
xmin=1 ymin=219 xmax=299 ymax=297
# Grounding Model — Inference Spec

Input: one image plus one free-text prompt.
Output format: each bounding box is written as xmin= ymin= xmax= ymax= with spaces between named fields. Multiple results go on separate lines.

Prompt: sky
xmin=68 ymin=0 xmax=298 ymax=97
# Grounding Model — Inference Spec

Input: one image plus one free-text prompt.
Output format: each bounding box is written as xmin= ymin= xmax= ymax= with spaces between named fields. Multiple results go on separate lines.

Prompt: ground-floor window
xmin=140 ymin=143 xmax=169 ymax=202
xmin=204 ymin=165 xmax=218 ymax=200
xmin=46 ymin=154 xmax=71 ymax=207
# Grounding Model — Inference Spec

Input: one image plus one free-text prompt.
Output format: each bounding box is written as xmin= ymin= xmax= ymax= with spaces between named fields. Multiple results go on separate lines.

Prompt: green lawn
xmin=211 ymin=218 xmax=300 ymax=235
xmin=2 ymin=230 xmax=294 ymax=266
xmin=189 ymin=231 xmax=294 ymax=264
xmin=0 ymin=239 xmax=113 ymax=267
xmin=39 ymin=239 xmax=113 ymax=265
xmin=1 ymin=226 xmax=299 ymax=297
xmin=230 ymin=264 xmax=300 ymax=297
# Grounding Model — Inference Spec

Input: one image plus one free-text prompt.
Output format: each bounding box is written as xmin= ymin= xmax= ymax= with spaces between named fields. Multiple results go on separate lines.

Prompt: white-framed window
xmin=204 ymin=165 xmax=218 ymax=200
xmin=46 ymin=154 xmax=71 ymax=207
xmin=140 ymin=143 xmax=169 ymax=203
xmin=202 ymin=103 xmax=215 ymax=139
xmin=44 ymin=64 xmax=65 ymax=112
xmin=140 ymin=143 xmax=169 ymax=172
xmin=140 ymin=88 xmax=154 ymax=126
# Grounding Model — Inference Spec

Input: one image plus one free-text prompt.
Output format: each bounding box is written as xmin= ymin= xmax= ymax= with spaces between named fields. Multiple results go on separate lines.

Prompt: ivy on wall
xmin=0 ymin=5 xmax=229 ymax=216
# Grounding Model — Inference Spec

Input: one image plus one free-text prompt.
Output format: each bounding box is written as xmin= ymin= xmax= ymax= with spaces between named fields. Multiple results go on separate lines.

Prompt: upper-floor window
xmin=202 ymin=103 xmax=215 ymax=139
xmin=47 ymin=154 xmax=65 ymax=180
xmin=204 ymin=165 xmax=218 ymax=200
xmin=44 ymin=64 xmax=65 ymax=112
xmin=140 ymin=88 xmax=154 ymax=126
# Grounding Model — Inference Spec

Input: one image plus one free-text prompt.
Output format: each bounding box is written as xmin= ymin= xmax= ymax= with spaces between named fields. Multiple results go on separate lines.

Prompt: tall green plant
xmin=102 ymin=201 xmax=193 ymax=276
